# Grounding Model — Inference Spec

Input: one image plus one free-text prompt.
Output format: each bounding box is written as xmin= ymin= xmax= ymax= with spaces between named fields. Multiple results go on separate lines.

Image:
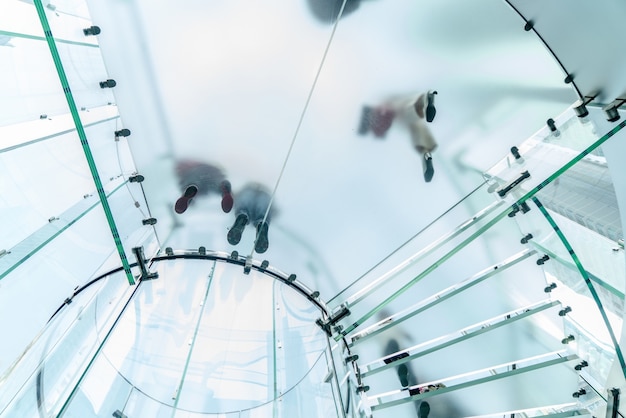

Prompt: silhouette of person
xmin=174 ymin=159 xmax=233 ymax=214
xmin=359 ymin=90 xmax=438 ymax=182
xmin=227 ymin=183 xmax=275 ymax=254
xmin=306 ymin=0 xmax=364 ymax=24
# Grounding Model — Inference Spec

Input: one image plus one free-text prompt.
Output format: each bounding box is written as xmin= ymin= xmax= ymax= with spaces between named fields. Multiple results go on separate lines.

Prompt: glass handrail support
xmin=368 ymin=352 xmax=579 ymax=413
xmin=360 ymin=299 xmax=562 ymax=378
xmin=347 ymin=249 xmax=537 ymax=347
xmin=334 ymin=108 xmax=626 ymax=339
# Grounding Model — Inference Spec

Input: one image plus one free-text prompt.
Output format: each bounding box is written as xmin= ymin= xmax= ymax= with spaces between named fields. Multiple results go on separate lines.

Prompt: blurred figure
xmin=359 ymin=90 xmax=438 ymax=182
xmin=384 ymin=337 xmax=430 ymax=418
xmin=306 ymin=0 xmax=364 ymax=24
xmin=227 ymin=183 xmax=276 ymax=254
xmin=174 ymin=159 xmax=233 ymax=214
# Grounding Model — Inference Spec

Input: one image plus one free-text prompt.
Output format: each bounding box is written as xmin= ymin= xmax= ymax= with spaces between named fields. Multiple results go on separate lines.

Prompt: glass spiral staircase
xmin=1 ymin=1 xmax=625 ymax=417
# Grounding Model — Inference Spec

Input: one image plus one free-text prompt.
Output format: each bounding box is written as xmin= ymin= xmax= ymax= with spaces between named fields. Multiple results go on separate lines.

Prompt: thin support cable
xmin=249 ymin=0 xmax=348 ymax=256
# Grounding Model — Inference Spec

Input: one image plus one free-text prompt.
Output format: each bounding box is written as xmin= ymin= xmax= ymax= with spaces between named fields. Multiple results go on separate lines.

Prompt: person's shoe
xmin=227 ymin=213 xmax=248 ymax=245
xmin=255 ymin=221 xmax=270 ymax=254
xmin=418 ymin=401 xmax=430 ymax=418
xmin=423 ymin=153 xmax=434 ymax=183
xmin=220 ymin=180 xmax=233 ymax=213
xmin=175 ymin=185 xmax=198 ymax=214
xmin=426 ymin=90 xmax=437 ymax=122
xmin=398 ymin=364 xmax=409 ymax=387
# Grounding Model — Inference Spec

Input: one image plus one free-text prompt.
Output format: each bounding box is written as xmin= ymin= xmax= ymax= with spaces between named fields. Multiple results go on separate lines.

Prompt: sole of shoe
xmin=174 ymin=185 xmax=199 ymax=214
xmin=426 ymin=91 xmax=437 ymax=123
xmin=423 ymin=153 xmax=434 ymax=183
xmin=255 ymin=222 xmax=269 ymax=254
xmin=227 ymin=213 xmax=248 ymax=245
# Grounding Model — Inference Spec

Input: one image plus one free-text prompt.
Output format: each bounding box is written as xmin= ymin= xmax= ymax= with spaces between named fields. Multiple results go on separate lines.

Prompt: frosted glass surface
xmin=2 ymin=0 xmax=626 ymax=416
xmin=508 ymin=0 xmax=626 ymax=102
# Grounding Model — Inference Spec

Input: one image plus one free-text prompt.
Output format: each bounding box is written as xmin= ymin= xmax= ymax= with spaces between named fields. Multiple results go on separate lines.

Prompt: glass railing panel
xmin=53 ymin=41 xmax=116 ymax=111
xmin=327 ymin=181 xmax=498 ymax=310
xmin=346 ymin=249 xmax=540 ymax=349
xmin=484 ymin=105 xmax=600 ymax=201
xmin=85 ymin=116 xmax=160 ymax=258
xmin=368 ymin=352 xmax=579 ymax=417
xmin=0 ymin=1 xmax=45 ymax=39
xmin=0 ymin=104 xmax=120 ymax=153
xmin=504 ymin=183 xmax=623 ymax=395
xmin=88 ymin=258 xmax=336 ymax=416
xmin=0 ymin=269 xmax=134 ymax=417
xmin=0 ymin=0 xmax=97 ymax=47
xmin=535 ymin=208 xmax=624 ymax=317
xmin=0 ymin=201 xmax=126 ymax=378
xmin=359 ymin=300 xmax=564 ymax=386
xmin=41 ymin=257 xmax=343 ymax=417
xmin=0 ymin=35 xmax=70 ymax=126
xmin=109 ymin=346 xmax=336 ymax=418
xmin=0 ymin=177 xmax=127 ymax=280
xmin=333 ymin=206 xmax=550 ymax=338
xmin=0 ymin=129 xmax=101 ymax=250
xmin=43 ymin=0 xmax=99 ymax=47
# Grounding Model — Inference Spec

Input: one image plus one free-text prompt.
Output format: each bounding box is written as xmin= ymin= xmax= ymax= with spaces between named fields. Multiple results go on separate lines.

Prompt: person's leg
xmin=220 ymin=180 xmax=233 ymax=213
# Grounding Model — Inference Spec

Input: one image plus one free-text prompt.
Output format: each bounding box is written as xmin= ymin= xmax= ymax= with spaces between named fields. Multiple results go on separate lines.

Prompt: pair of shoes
xmin=414 ymin=90 xmax=437 ymax=123
xmin=358 ymin=106 xmax=395 ymax=138
xmin=255 ymin=221 xmax=270 ymax=254
xmin=175 ymin=185 xmax=198 ymax=214
xmin=398 ymin=364 xmax=409 ymax=387
xmin=220 ymin=180 xmax=233 ymax=213
xmin=418 ymin=401 xmax=430 ymax=418
xmin=227 ymin=213 xmax=248 ymax=245
xmin=422 ymin=152 xmax=434 ymax=183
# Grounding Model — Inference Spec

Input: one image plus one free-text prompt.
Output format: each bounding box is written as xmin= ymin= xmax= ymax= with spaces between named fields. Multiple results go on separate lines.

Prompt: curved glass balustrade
xmin=0 ymin=253 xmax=345 ymax=417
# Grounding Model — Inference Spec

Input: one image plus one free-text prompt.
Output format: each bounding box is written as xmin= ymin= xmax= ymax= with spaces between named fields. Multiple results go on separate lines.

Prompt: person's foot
xmin=175 ymin=185 xmax=198 ymax=214
xmin=414 ymin=90 xmax=437 ymax=122
xmin=418 ymin=401 xmax=430 ymax=418
xmin=398 ymin=364 xmax=409 ymax=387
xmin=220 ymin=180 xmax=233 ymax=213
xmin=255 ymin=221 xmax=270 ymax=254
xmin=227 ymin=213 xmax=248 ymax=245
xmin=426 ymin=90 xmax=437 ymax=122
xmin=423 ymin=152 xmax=434 ymax=183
